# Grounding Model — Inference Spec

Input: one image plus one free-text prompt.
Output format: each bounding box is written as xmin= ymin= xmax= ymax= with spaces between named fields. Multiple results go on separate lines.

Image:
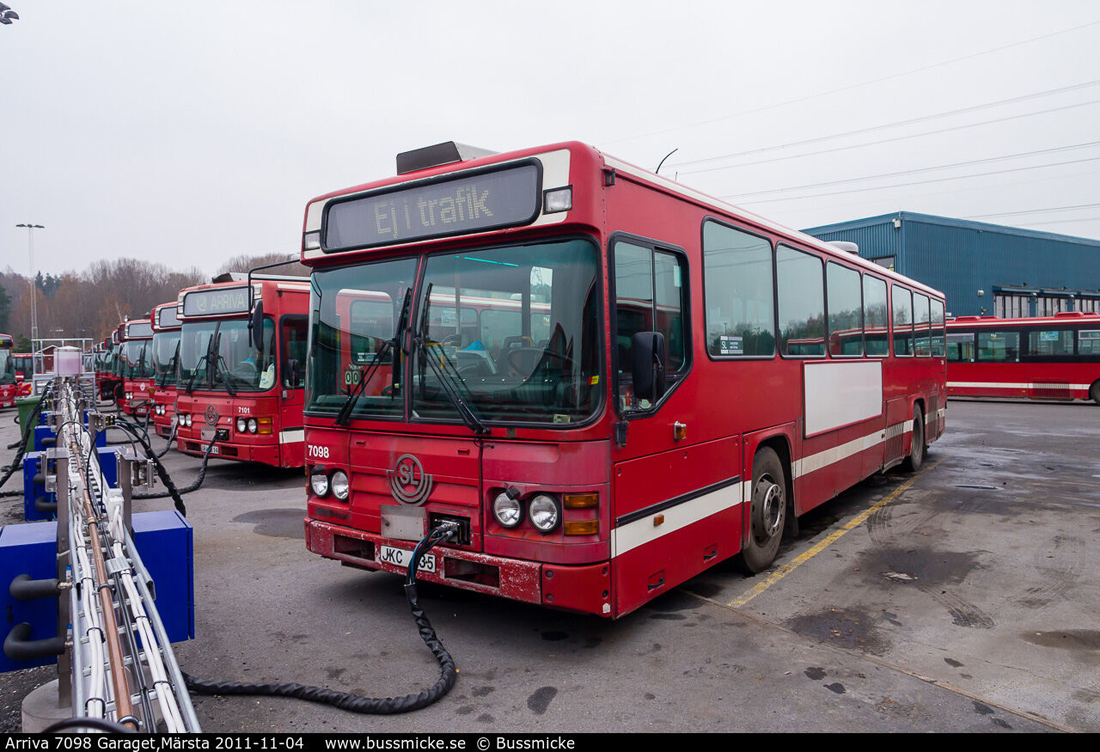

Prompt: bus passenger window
xmin=892 ymin=286 xmax=913 ymax=357
xmin=1079 ymin=330 xmax=1100 ymax=356
xmin=702 ymin=221 xmax=775 ymax=357
xmin=946 ymin=333 xmax=975 ymax=362
xmin=978 ymin=331 xmax=1019 ymax=362
xmin=863 ymin=276 xmax=889 ymax=357
xmin=914 ymin=293 xmax=931 ymax=357
xmin=826 ymin=263 xmax=863 ymax=357
xmin=931 ymin=299 xmax=946 ymax=357
xmin=777 ymin=245 xmax=825 ymax=357
xmin=1026 ymin=330 xmax=1072 ymax=357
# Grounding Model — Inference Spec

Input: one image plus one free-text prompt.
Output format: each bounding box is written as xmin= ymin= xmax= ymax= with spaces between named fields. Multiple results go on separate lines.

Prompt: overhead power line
xmin=723 ymin=141 xmax=1100 ymax=200
xmin=673 ymin=79 xmax=1100 ymax=173
xmin=964 ymin=203 xmax=1100 ymax=220
xmin=732 ymin=155 xmax=1100 ymax=206
xmin=600 ymin=18 xmax=1100 ymax=147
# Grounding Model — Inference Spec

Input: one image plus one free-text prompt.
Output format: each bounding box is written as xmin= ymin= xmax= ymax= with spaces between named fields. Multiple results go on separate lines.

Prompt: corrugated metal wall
xmin=804 ymin=212 xmax=1100 ymax=316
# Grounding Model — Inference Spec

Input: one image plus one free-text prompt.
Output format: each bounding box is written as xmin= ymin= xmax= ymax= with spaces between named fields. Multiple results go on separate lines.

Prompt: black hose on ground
xmin=0 ymin=388 xmax=49 ymax=495
xmin=183 ymin=522 xmax=460 ymax=714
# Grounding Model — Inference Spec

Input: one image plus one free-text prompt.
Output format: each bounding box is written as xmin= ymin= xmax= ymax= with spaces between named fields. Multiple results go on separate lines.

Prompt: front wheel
xmin=1090 ymin=380 xmax=1100 ymax=406
xmin=741 ymin=447 xmax=787 ymax=573
xmin=903 ymin=407 xmax=925 ymax=472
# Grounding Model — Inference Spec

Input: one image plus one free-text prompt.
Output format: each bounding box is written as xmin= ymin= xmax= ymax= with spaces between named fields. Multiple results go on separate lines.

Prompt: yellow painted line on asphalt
xmin=728 ymin=458 xmax=944 ymax=609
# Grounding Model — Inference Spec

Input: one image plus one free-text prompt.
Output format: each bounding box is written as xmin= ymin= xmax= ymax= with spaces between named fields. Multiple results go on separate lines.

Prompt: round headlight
xmin=236 ymin=417 xmax=247 ymax=433
xmin=310 ymin=470 xmax=330 ymax=497
xmin=247 ymin=418 xmax=258 ymax=434
xmin=528 ymin=494 xmax=561 ymax=533
xmin=183 ymin=414 xmax=191 ymax=427
xmin=331 ymin=470 xmax=350 ymax=501
xmin=493 ymin=492 xmax=523 ymax=528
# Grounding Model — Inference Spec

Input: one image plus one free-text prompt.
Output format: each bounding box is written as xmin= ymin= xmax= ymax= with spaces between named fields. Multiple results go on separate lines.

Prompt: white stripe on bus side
xmin=948 ymin=381 xmax=1090 ymax=391
xmin=611 ymin=482 xmax=745 ymax=559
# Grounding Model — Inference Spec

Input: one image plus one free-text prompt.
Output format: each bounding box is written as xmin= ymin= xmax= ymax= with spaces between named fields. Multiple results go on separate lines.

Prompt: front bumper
xmin=305 ymin=518 xmax=613 ymax=616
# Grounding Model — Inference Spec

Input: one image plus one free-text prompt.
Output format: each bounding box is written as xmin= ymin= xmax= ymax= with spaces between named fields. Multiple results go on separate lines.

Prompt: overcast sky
xmin=3 ymin=1 xmax=1099 ymax=279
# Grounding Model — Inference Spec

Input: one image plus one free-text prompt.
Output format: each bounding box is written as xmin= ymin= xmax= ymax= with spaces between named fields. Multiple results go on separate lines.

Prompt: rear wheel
xmin=1091 ymin=380 xmax=1100 ymax=406
xmin=903 ymin=406 xmax=925 ymax=472
xmin=741 ymin=447 xmax=787 ymax=573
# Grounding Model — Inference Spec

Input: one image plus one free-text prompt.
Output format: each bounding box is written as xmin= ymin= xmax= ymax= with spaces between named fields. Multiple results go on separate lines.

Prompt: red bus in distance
xmin=299 ymin=141 xmax=946 ymax=618
xmin=947 ymin=312 xmax=1100 ymax=404
xmin=0 ymin=335 xmax=16 ymax=408
xmin=150 ymin=302 xmax=183 ymax=439
xmin=175 ymin=276 xmax=310 ymax=467
xmin=118 ymin=319 xmax=155 ymax=418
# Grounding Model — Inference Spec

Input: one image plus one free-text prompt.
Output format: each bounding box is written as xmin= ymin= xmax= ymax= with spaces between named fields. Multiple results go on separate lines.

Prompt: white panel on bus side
xmin=803 ymin=360 xmax=883 ymax=437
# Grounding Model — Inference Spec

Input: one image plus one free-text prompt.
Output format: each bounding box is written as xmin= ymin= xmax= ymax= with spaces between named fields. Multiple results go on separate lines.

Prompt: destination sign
xmin=126 ymin=321 xmax=154 ymax=339
xmin=158 ymin=306 xmax=181 ymax=328
xmin=182 ymin=287 xmax=250 ymax=317
xmin=323 ymin=162 xmax=540 ymax=251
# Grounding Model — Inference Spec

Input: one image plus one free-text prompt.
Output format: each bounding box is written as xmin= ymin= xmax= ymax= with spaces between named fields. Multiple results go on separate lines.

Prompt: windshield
xmin=121 ymin=340 xmax=153 ymax=379
xmin=0 ymin=349 xmax=13 ymax=385
xmin=306 ymin=238 xmax=601 ymax=426
xmin=153 ymin=331 xmax=181 ymax=386
xmin=180 ymin=319 xmax=276 ymax=393
xmin=307 ymin=257 xmax=418 ymax=419
xmin=413 ymin=239 xmax=600 ymax=425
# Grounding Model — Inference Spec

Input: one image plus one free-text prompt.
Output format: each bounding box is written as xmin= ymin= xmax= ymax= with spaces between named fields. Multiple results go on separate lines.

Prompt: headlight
xmin=331 ymin=470 xmax=349 ymax=501
xmin=310 ymin=469 xmax=329 ymax=497
xmin=183 ymin=414 xmax=191 ymax=427
xmin=493 ymin=491 xmax=523 ymax=528
xmin=236 ymin=417 xmax=247 ymax=433
xmin=247 ymin=418 xmax=258 ymax=434
xmin=528 ymin=494 xmax=561 ymax=533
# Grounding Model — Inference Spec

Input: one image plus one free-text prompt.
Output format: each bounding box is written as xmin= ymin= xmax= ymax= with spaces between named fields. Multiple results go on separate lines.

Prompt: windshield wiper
xmin=413 ymin=283 xmax=489 ymax=436
xmin=214 ymin=354 xmax=238 ymax=396
xmin=184 ymin=353 xmax=209 ymax=394
xmin=159 ymin=341 xmax=181 ymax=389
xmin=333 ymin=287 xmax=413 ymax=427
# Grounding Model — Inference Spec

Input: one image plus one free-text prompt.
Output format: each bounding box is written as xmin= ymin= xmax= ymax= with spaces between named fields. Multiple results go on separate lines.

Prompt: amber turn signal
xmin=564 ymin=520 xmax=599 ymax=536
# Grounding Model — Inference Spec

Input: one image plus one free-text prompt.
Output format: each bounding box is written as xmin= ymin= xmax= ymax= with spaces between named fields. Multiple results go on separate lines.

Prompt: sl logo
xmin=205 ymin=404 xmax=219 ymax=426
xmin=387 ymin=454 xmax=433 ymax=506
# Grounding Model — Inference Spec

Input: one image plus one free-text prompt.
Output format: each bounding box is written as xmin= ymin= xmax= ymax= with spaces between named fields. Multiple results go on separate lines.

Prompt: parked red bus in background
xmin=150 ymin=301 xmax=183 ymax=439
xmin=0 ymin=335 xmax=16 ymax=408
xmin=175 ymin=275 xmax=310 ymax=467
xmin=297 ymin=141 xmax=946 ymax=619
xmin=94 ymin=337 xmax=120 ymax=401
xmin=118 ymin=318 xmax=155 ymax=417
xmin=947 ymin=312 xmax=1100 ymax=404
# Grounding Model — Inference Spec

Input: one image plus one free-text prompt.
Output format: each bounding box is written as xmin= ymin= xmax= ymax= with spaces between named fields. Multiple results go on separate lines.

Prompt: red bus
xmin=150 ymin=301 xmax=183 ymax=439
xmin=298 ymin=141 xmax=946 ymax=618
xmin=947 ymin=312 xmax=1100 ymax=404
xmin=118 ymin=318 xmax=155 ymax=417
xmin=94 ymin=337 xmax=119 ymax=401
xmin=175 ymin=276 xmax=310 ymax=467
xmin=0 ymin=334 xmax=16 ymax=408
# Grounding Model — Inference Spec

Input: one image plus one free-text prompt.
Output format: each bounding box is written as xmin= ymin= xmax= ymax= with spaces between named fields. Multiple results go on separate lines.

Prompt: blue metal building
xmin=802 ymin=211 xmax=1100 ymax=318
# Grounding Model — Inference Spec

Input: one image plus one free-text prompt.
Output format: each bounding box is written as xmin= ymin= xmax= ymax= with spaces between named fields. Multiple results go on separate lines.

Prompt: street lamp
xmin=16 ymin=223 xmax=44 ymax=346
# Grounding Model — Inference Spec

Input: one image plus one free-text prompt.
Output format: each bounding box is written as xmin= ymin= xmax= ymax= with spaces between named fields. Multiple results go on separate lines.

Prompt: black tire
xmin=741 ymin=447 xmax=787 ymax=573
xmin=903 ymin=406 xmax=925 ymax=472
xmin=1090 ymin=380 xmax=1100 ymax=406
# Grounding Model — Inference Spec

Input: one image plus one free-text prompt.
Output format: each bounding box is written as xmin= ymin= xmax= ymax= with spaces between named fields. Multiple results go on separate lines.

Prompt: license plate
xmin=379 ymin=545 xmax=436 ymax=574
xmin=209 ymin=445 xmax=220 ymax=455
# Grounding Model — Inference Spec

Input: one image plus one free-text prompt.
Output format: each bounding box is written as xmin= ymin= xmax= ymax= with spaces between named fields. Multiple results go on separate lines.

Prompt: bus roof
xmin=300 ymin=140 xmax=944 ymax=300
xmin=177 ymin=276 xmax=310 ymax=321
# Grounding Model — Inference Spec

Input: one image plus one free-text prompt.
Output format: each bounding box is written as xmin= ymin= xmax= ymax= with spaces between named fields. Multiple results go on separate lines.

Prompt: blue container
xmin=22 ymin=447 xmax=121 ymax=523
xmin=0 ymin=509 xmax=195 ymax=674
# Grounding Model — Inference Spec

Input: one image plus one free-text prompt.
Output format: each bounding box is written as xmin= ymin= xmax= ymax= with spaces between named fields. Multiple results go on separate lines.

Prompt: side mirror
xmin=631 ymin=331 xmax=667 ymax=404
xmin=250 ymin=300 xmax=265 ymax=351
xmin=287 ymin=358 xmax=301 ymax=388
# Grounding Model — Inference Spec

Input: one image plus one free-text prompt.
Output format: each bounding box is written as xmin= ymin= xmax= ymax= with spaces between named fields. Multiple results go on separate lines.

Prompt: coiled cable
xmin=183 ymin=523 xmax=459 ymax=714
